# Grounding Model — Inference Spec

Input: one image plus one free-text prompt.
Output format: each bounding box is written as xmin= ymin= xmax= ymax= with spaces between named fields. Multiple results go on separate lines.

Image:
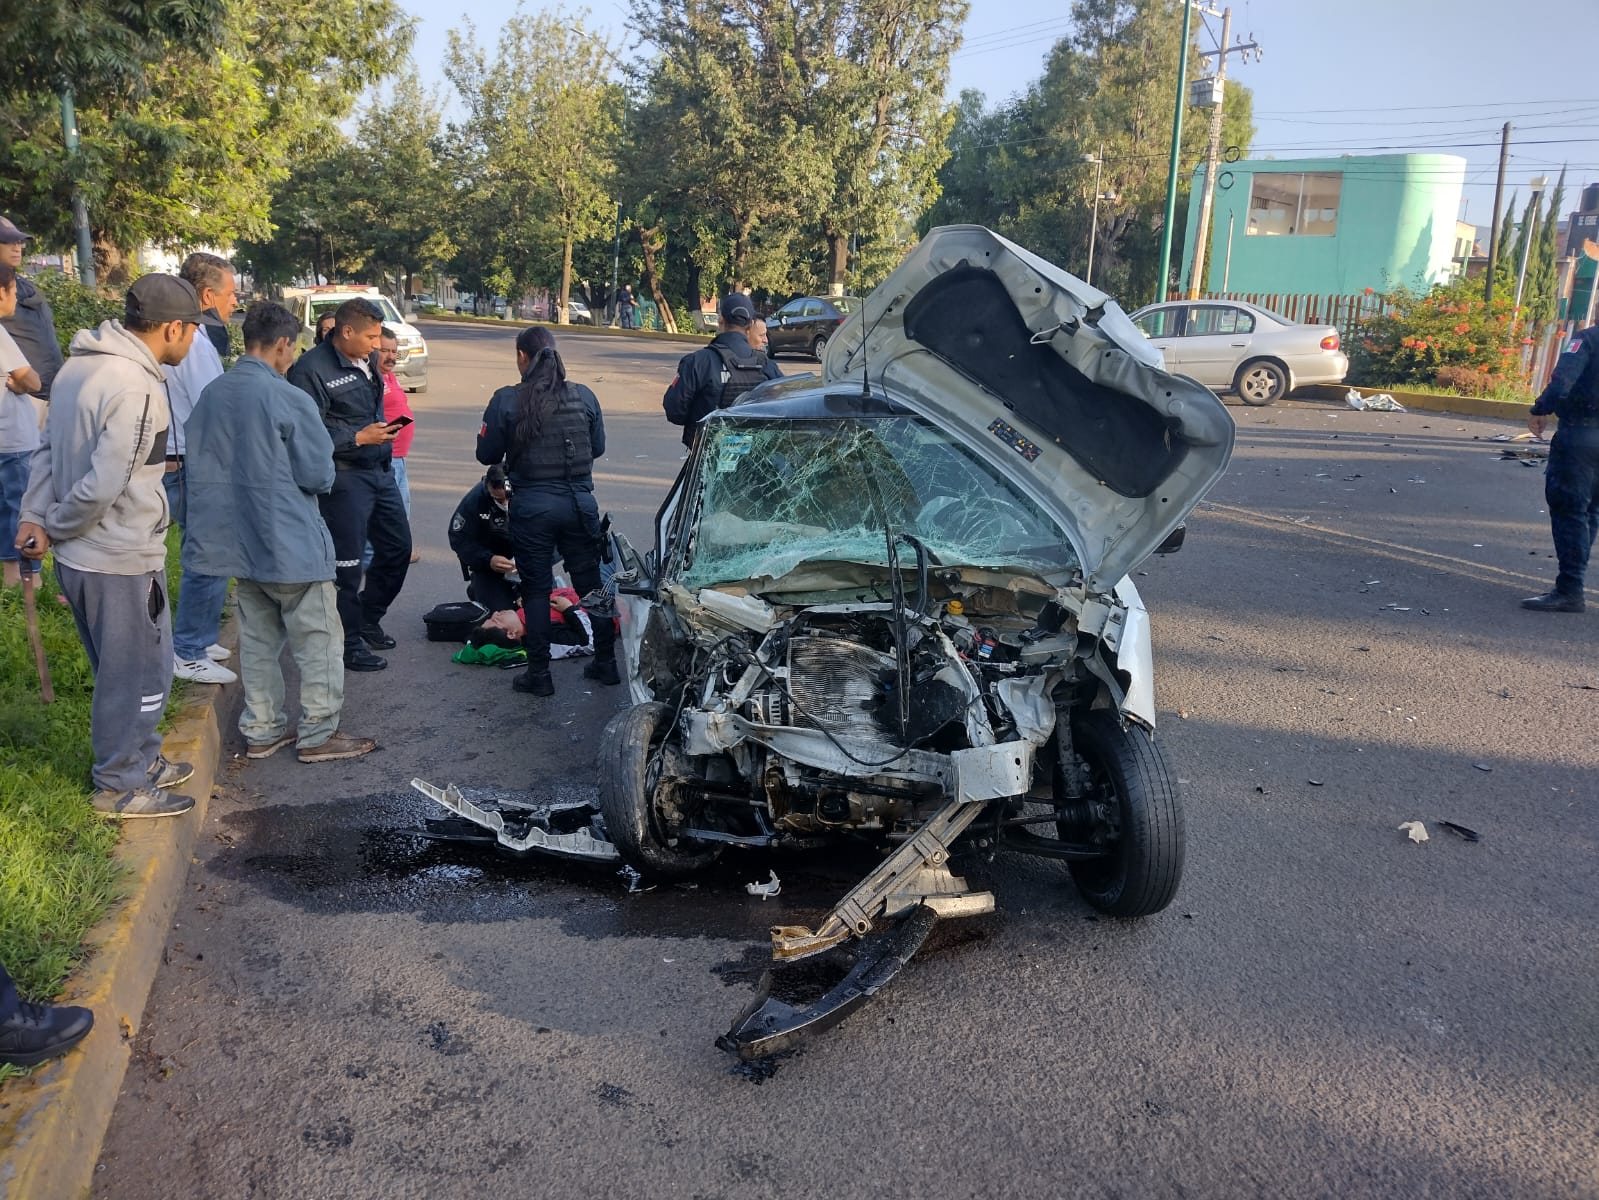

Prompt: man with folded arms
xmin=183 ymin=302 xmax=376 ymax=763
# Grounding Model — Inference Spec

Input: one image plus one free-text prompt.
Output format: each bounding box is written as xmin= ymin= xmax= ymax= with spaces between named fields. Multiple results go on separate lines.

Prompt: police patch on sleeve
xmin=450 ymin=513 xmax=465 ymax=533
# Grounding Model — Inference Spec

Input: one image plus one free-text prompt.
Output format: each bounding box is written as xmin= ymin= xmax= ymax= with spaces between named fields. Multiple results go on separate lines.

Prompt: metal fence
xmin=1177 ymin=291 xmax=1390 ymax=337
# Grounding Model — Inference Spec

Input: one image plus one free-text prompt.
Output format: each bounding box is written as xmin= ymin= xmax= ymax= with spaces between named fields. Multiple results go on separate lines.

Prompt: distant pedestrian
xmin=313 ymin=311 xmax=337 ymax=345
xmin=15 ymin=275 xmax=224 ymax=819
xmin=286 ymin=297 xmax=411 ymax=671
xmin=662 ymin=293 xmax=782 ymax=448
xmin=0 ymin=263 xmax=44 ymax=588
xmin=0 ymin=215 xmax=64 ymax=402
xmin=619 ymin=285 xmax=637 ymax=330
xmin=182 ymin=301 xmax=376 ymax=763
xmin=1523 ymin=326 xmax=1599 ymax=612
xmin=165 ymin=252 xmax=239 ymax=685
xmin=363 ymin=326 xmax=417 ymax=569
xmin=0 ymin=961 xmax=93 ymax=1067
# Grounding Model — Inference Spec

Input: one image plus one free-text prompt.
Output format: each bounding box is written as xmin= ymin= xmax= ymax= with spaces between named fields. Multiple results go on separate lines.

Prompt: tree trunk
xmin=825 ymin=231 xmax=849 ymax=295
xmin=93 ymin=239 xmax=131 ymax=288
xmin=557 ymin=235 xmax=573 ymax=324
xmin=633 ymin=223 xmax=676 ymax=334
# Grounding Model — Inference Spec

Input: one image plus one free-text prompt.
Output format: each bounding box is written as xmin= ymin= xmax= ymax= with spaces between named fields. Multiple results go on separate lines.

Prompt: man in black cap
xmin=0 ymin=215 xmax=64 ymax=401
xmin=286 ymin=296 xmax=411 ymax=671
xmin=16 ymin=275 xmax=223 ymax=820
xmin=448 ymin=464 xmax=520 ymax=612
xmin=662 ymin=292 xmax=782 ymax=448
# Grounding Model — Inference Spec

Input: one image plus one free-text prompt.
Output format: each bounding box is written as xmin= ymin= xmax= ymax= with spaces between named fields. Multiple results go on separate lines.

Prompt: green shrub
xmin=1349 ymin=279 xmax=1525 ymax=390
xmin=32 ymin=271 xmax=123 ymax=355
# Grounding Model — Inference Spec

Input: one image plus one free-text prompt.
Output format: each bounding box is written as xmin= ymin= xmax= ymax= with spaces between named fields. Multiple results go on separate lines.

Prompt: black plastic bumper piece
xmin=716 ymin=905 xmax=939 ymax=1061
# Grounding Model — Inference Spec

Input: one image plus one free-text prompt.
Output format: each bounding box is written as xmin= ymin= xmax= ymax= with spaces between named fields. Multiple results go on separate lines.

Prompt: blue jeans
xmin=1546 ymin=425 xmax=1599 ymax=596
xmin=362 ymin=456 xmax=410 ymax=570
xmin=0 ymin=450 xmax=40 ymax=574
xmin=163 ymin=464 xmax=229 ymax=661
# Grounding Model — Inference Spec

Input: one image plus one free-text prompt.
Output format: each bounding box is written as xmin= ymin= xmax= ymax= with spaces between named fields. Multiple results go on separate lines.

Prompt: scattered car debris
xmin=1346 ymin=389 xmax=1406 ymax=412
xmin=1438 ymin=821 xmax=1481 ymax=843
xmin=1564 ymin=681 xmax=1599 ymax=691
xmin=1473 ymin=763 xmax=1493 ymax=773
xmin=619 ymin=864 xmax=653 ymax=893
xmin=745 ymin=871 xmax=782 ymax=900
xmin=1308 ymin=779 xmax=1324 ymax=787
xmin=1398 ymin=821 xmax=1429 ymax=844
xmin=1499 ymin=448 xmax=1546 ymax=465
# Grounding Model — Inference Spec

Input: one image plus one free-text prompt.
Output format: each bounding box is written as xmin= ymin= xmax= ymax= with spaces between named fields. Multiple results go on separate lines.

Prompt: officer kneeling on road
xmin=476 ymin=325 xmax=617 ymax=697
xmin=1524 ymin=324 xmax=1599 ymax=613
xmin=662 ymin=292 xmax=781 ymax=448
xmin=449 ymin=464 xmax=520 ymax=612
xmin=287 ymin=298 xmax=412 ymax=670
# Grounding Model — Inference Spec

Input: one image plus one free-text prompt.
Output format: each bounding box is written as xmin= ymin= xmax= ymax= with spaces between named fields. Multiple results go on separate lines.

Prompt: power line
xmin=1253 ymin=97 xmax=1599 ymax=115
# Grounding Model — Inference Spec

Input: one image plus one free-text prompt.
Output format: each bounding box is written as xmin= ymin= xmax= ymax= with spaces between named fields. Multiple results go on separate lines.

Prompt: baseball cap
xmin=0 ymin=216 xmax=31 ymax=244
xmin=124 ymin=274 xmax=225 ymax=327
xmin=718 ymin=292 xmax=756 ymax=325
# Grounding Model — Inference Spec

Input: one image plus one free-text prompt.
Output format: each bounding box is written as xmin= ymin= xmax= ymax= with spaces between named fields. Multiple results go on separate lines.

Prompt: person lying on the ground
xmin=476 ymin=588 xmax=593 ymax=658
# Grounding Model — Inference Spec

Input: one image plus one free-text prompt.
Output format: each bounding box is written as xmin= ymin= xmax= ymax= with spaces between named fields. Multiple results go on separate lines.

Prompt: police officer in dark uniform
xmin=662 ymin=292 xmax=782 ymax=448
xmin=476 ymin=326 xmax=615 ymax=695
xmin=286 ymin=297 xmax=412 ymax=669
xmin=448 ymin=464 xmax=520 ymax=612
xmin=1524 ymin=327 xmax=1599 ymax=612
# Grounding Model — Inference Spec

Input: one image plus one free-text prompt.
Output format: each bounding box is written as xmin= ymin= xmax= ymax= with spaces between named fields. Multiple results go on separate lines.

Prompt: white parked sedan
xmin=1129 ymin=300 xmax=1349 ymax=406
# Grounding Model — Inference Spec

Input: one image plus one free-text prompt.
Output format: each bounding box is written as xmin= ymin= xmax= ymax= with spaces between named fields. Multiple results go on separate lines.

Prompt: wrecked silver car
xmin=418 ymin=226 xmax=1235 ymax=1059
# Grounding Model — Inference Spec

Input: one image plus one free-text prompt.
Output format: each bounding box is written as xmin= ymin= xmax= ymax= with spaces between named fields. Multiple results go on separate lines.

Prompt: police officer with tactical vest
xmin=662 ymin=292 xmax=782 ymax=448
xmin=1524 ymin=325 xmax=1599 ymax=612
xmin=476 ymin=325 xmax=615 ymax=695
xmin=286 ymin=297 xmax=412 ymax=670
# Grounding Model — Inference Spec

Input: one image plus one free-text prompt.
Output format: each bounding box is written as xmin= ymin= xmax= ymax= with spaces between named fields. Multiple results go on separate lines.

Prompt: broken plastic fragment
xmin=1472 ymin=763 xmax=1493 ymax=773
xmin=619 ymin=864 xmax=653 ymax=893
xmin=746 ymin=871 xmax=782 ymax=900
xmin=1398 ymin=821 xmax=1429 ymax=844
xmin=1438 ymin=821 xmax=1481 ymax=843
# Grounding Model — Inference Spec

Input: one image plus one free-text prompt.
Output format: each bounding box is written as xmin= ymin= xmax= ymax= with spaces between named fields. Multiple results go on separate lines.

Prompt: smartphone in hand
xmin=386 ymin=414 xmax=414 ymax=430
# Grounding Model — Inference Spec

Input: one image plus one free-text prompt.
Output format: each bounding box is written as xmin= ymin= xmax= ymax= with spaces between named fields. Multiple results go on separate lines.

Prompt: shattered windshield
xmin=677 ymin=417 xmax=1079 ymax=587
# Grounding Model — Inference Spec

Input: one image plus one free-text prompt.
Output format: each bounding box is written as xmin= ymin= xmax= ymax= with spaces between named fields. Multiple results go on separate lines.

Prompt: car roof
xmin=1133 ymin=298 xmax=1301 ymax=326
xmin=713 ymin=375 xmax=914 ymax=421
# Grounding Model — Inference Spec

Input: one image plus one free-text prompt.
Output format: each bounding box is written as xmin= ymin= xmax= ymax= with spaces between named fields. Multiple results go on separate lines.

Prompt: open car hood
xmin=822 ymin=225 xmax=1234 ymax=593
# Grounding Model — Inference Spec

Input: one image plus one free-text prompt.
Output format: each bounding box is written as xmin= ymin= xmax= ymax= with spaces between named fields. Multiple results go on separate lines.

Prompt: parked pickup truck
xmin=282 ymin=286 xmax=429 ymax=393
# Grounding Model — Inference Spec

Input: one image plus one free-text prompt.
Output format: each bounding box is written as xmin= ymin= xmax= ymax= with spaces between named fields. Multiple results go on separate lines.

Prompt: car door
xmin=770 ymin=300 xmax=805 ymax=353
xmin=798 ymin=299 xmax=828 ymax=352
xmin=1177 ymin=304 xmax=1256 ymax=388
xmin=1132 ymin=305 xmax=1184 ymax=371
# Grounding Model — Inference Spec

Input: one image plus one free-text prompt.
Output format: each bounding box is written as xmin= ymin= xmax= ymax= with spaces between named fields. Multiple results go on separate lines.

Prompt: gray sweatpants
xmin=55 ymin=562 xmax=172 ymax=794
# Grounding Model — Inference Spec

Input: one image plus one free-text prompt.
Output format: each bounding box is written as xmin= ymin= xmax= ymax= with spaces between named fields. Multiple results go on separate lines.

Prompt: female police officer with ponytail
xmin=476 ymin=326 xmax=617 ymax=696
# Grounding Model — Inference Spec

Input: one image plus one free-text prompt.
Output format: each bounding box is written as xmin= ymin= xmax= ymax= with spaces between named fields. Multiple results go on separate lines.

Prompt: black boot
xmin=0 ymin=998 xmax=95 ymax=1067
xmin=345 ymin=646 xmax=388 ymax=671
xmin=513 ymin=668 xmax=554 ymax=696
xmin=360 ymin=623 xmax=397 ymax=649
xmin=1521 ymin=590 xmax=1585 ymax=613
xmin=584 ymin=656 xmax=621 ymax=686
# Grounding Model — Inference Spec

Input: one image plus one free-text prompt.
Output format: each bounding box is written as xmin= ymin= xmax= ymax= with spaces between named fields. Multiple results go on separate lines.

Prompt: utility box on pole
xmin=1190 ymin=76 xmax=1224 ymax=109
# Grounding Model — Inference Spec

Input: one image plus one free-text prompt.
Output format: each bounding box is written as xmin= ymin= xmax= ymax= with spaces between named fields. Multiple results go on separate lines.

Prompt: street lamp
xmin=1084 ymin=148 xmax=1118 ymax=287
xmin=1513 ymin=174 xmax=1551 ymax=313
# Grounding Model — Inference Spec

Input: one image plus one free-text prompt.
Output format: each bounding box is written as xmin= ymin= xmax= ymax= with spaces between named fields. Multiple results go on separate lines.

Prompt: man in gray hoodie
xmin=15 ymin=275 xmax=224 ymax=819
xmin=182 ymin=302 xmax=376 ymax=763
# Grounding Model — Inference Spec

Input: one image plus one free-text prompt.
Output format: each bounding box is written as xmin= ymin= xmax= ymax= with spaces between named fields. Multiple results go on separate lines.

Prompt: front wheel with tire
xmin=810 ymin=333 xmax=829 ymax=360
xmin=1235 ymin=358 xmax=1288 ymax=406
xmin=598 ymin=702 xmax=723 ymax=880
xmin=1065 ymin=711 xmax=1184 ymax=917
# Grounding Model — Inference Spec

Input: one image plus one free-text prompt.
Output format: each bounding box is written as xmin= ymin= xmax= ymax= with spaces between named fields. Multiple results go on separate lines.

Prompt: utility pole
xmin=1484 ymin=122 xmax=1511 ymax=303
xmin=609 ymin=201 xmax=622 ymax=327
xmin=1155 ymin=0 xmax=1196 ymax=307
xmin=59 ymin=88 xmax=95 ymax=287
xmin=1514 ymin=174 xmax=1551 ymax=314
xmin=1185 ymin=9 xmax=1261 ymax=299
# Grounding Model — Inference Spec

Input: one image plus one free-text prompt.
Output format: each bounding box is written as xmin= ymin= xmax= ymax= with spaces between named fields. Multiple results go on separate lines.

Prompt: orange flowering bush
xmin=1348 ymin=279 xmax=1524 ymax=390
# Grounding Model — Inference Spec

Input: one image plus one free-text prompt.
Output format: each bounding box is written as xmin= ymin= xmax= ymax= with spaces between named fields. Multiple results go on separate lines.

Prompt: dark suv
xmin=766 ymin=295 xmax=860 ymax=359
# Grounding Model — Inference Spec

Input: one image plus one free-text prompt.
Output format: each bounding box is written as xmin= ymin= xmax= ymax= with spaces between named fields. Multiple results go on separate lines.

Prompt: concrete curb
xmin=416 ymin=313 xmax=712 ymax=344
xmin=1296 ymin=383 xmax=1532 ymax=422
xmin=0 ymin=672 xmax=236 ymax=1200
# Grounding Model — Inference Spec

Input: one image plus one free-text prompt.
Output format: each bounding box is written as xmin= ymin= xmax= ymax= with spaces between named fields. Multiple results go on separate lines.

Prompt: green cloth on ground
xmin=451 ymin=643 xmax=527 ymax=666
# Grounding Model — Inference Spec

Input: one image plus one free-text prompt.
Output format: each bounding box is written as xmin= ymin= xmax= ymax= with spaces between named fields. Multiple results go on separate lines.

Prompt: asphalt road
xmin=95 ymin=322 xmax=1598 ymax=1199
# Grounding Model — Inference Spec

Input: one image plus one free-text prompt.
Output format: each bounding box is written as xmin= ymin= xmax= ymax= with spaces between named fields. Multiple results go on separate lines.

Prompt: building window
xmin=1246 ymin=172 xmax=1342 ymax=237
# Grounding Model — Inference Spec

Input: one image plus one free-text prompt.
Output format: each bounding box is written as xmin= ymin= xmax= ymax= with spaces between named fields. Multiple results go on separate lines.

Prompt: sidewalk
xmin=0 ymin=669 xmax=237 ymax=1200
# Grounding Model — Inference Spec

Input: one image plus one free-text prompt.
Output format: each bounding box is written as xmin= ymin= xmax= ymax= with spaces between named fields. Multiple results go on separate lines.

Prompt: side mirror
xmin=1153 ymin=525 xmax=1186 ymax=555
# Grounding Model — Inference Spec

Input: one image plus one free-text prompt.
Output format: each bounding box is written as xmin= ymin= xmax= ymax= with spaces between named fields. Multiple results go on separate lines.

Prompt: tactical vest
xmin=518 ymin=387 xmax=594 ymax=482
xmin=714 ymin=345 xmax=770 ymax=409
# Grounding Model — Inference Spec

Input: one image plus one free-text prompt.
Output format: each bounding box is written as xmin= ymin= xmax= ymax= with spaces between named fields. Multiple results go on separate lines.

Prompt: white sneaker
xmin=173 ymin=655 xmax=238 ymax=684
xmin=205 ymin=643 xmax=231 ymax=662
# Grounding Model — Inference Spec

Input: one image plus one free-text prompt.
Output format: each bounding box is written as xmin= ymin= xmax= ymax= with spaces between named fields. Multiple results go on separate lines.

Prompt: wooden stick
xmin=21 ymin=564 xmax=54 ymax=705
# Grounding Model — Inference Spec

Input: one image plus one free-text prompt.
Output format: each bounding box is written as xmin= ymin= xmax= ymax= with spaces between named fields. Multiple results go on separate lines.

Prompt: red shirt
xmin=382 ymin=371 xmax=415 ymax=457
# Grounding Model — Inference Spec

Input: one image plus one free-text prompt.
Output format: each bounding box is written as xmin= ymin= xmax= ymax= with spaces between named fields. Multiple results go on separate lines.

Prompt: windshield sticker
xmin=988 ymin=418 xmax=1041 ymax=463
xmin=715 ymin=433 xmax=754 ymax=473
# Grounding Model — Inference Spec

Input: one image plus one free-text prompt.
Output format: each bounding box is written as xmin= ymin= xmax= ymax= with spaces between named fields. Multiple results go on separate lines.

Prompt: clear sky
xmin=402 ymin=0 xmax=1595 ymax=240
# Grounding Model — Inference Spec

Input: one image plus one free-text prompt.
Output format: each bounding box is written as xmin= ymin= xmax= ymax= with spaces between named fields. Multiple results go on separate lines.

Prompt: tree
xmin=4 ymin=1 xmax=227 ymax=103
xmin=445 ymin=12 xmax=622 ymax=322
xmin=1527 ymin=166 xmax=1565 ymax=331
xmin=0 ymin=0 xmax=413 ymax=280
xmin=1491 ymin=192 xmax=1519 ymax=299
